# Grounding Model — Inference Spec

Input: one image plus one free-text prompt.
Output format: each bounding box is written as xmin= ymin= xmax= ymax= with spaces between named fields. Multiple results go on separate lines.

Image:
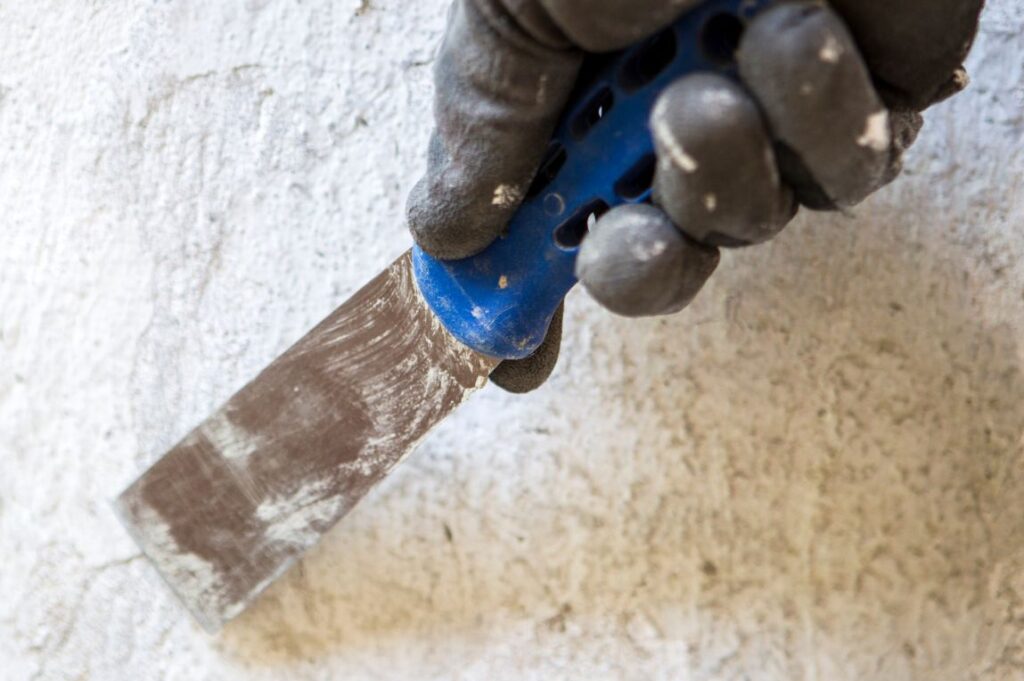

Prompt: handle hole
xmin=619 ymin=28 xmax=678 ymax=92
xmin=526 ymin=142 xmax=568 ymax=199
xmin=570 ymin=86 xmax=614 ymax=140
xmin=614 ymin=154 xmax=657 ymax=201
xmin=554 ymin=199 xmax=609 ymax=250
xmin=700 ymin=12 xmax=745 ymax=65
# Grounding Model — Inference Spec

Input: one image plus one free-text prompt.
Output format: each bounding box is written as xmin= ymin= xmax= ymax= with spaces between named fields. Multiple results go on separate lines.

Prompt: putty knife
xmin=115 ymin=0 xmax=764 ymax=632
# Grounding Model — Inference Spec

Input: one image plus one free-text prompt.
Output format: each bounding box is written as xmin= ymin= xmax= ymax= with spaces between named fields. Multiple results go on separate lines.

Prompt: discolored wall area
xmin=1 ymin=1 xmax=1022 ymax=679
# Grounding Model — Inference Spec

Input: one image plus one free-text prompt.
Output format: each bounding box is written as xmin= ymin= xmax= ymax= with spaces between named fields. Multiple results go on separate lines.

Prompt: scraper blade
xmin=115 ymin=253 xmax=498 ymax=631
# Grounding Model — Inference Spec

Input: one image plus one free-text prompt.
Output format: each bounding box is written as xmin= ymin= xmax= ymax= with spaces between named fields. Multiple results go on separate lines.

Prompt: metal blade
xmin=114 ymin=252 xmax=499 ymax=632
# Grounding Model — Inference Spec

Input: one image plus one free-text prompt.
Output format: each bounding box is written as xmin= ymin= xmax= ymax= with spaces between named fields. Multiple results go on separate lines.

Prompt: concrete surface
xmin=1 ymin=1 xmax=1022 ymax=679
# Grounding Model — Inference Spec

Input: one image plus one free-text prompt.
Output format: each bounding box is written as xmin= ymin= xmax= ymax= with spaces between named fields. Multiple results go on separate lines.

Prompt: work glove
xmin=408 ymin=0 xmax=984 ymax=393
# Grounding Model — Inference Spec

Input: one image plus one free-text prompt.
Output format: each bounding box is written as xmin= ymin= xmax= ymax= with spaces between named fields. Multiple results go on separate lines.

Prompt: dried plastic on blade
xmin=114 ymin=252 xmax=498 ymax=631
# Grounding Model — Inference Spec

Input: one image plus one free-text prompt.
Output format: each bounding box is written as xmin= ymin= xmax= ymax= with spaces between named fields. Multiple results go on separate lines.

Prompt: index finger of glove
xmin=407 ymin=0 xmax=582 ymax=260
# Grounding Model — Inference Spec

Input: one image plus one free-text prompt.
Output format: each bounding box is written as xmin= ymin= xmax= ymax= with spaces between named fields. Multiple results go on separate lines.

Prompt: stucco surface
xmin=2 ymin=1 xmax=1023 ymax=679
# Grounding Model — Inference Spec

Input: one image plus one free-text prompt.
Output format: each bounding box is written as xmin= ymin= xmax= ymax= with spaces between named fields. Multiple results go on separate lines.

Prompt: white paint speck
xmin=952 ymin=67 xmax=969 ymax=90
xmin=631 ymin=239 xmax=668 ymax=262
xmin=492 ymin=184 xmax=521 ymax=208
xmin=652 ymin=100 xmax=698 ymax=174
xmin=819 ymin=33 xmax=842 ymax=63
xmin=498 ymin=275 xmax=508 ymax=289
xmin=857 ymin=110 xmax=891 ymax=152
xmin=536 ymin=73 xmax=549 ymax=104
xmin=701 ymin=87 xmax=739 ymax=111
xmin=704 ymin=193 xmax=718 ymax=212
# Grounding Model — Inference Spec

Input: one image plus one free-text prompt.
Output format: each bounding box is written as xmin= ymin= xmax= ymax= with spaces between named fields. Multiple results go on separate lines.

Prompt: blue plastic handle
xmin=413 ymin=0 xmax=767 ymax=360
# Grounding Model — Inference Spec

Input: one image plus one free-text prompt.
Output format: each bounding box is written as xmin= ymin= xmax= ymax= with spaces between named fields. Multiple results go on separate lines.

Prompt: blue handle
xmin=413 ymin=0 xmax=766 ymax=359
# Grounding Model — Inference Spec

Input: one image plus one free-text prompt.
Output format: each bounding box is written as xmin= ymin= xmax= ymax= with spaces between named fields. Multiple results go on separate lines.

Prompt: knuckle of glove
xmin=576 ymin=204 xmax=720 ymax=318
xmin=737 ymin=2 xmax=896 ymax=209
xmin=650 ymin=74 xmax=797 ymax=247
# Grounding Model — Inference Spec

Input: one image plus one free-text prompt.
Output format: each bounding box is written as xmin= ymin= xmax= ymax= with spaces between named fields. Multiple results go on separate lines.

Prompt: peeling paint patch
xmin=256 ymin=479 xmax=345 ymax=546
xmin=202 ymin=413 xmax=264 ymax=460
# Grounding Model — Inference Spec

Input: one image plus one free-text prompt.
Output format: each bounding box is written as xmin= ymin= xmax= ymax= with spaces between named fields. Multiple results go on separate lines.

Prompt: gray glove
xmin=408 ymin=0 xmax=984 ymax=392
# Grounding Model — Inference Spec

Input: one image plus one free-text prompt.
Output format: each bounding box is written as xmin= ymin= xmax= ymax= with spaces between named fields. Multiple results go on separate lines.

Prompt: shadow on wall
xmin=213 ymin=185 xmax=1024 ymax=677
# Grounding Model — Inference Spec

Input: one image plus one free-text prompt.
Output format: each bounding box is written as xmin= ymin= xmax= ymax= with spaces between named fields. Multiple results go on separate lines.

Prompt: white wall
xmin=2 ymin=1 xmax=1022 ymax=679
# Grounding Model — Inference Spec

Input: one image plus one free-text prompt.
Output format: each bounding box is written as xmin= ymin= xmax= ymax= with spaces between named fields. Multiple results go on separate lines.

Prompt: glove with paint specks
xmin=407 ymin=0 xmax=984 ymax=393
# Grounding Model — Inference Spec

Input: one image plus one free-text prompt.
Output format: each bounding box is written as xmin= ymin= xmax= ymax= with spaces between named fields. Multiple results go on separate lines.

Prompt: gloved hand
xmin=408 ymin=0 xmax=984 ymax=393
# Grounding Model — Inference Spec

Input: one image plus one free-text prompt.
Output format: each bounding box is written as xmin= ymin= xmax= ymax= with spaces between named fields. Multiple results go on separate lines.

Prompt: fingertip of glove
xmin=826 ymin=0 xmax=983 ymax=112
xmin=489 ymin=303 xmax=564 ymax=393
xmin=738 ymin=1 xmax=895 ymax=208
xmin=648 ymin=75 xmax=796 ymax=243
xmin=406 ymin=177 xmax=508 ymax=260
xmin=576 ymin=204 xmax=720 ymax=318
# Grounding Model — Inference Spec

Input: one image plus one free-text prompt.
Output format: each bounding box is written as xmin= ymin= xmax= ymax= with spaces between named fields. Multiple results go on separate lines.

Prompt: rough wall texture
xmin=1 ymin=1 xmax=1023 ymax=679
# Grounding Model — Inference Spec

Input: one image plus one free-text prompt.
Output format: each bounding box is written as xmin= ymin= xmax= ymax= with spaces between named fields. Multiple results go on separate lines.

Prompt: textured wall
xmin=2 ymin=1 xmax=1022 ymax=679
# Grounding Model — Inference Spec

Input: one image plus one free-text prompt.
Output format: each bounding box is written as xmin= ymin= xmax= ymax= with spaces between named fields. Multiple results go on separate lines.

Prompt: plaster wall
xmin=2 ymin=1 xmax=1023 ymax=679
